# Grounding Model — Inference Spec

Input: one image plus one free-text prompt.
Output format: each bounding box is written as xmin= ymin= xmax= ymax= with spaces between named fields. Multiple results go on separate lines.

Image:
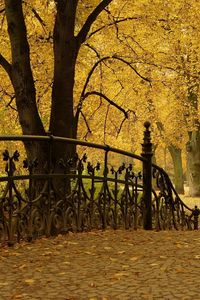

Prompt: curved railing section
xmin=151 ymin=164 xmax=199 ymax=230
xmin=0 ymin=122 xmax=199 ymax=246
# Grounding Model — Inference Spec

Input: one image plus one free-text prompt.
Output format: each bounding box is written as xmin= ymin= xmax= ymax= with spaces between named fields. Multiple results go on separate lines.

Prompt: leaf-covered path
xmin=1 ymin=229 xmax=200 ymax=300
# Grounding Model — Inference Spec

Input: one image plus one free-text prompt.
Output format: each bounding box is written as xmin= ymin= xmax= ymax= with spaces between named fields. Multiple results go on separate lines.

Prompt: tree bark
xmin=168 ymin=145 xmax=184 ymax=194
xmin=4 ymin=0 xmax=47 ymax=164
xmin=185 ymin=85 xmax=200 ymax=196
xmin=48 ymin=1 xmax=79 ymax=166
xmin=186 ymin=129 xmax=200 ymax=196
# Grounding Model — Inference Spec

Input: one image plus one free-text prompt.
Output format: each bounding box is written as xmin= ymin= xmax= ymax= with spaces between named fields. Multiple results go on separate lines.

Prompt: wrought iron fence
xmin=0 ymin=122 xmax=199 ymax=246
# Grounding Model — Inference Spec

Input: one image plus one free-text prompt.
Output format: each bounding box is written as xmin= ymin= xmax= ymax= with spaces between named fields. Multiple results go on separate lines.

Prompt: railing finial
xmin=144 ymin=120 xmax=151 ymax=129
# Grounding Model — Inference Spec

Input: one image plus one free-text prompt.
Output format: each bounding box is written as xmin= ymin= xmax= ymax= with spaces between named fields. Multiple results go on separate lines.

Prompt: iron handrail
xmin=0 ymin=134 xmax=147 ymax=162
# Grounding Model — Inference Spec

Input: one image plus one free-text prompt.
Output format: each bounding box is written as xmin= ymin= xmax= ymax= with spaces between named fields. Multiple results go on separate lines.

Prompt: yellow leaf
xmin=24 ymin=279 xmax=35 ymax=285
xmin=113 ymin=271 xmax=129 ymax=278
xmin=122 ymin=265 xmax=130 ymax=269
xmin=130 ymin=256 xmax=139 ymax=261
xmin=89 ymin=282 xmax=96 ymax=287
xmin=63 ymin=261 xmax=71 ymax=265
xmin=150 ymin=263 xmax=159 ymax=266
xmin=118 ymin=251 xmax=125 ymax=254
xmin=0 ymin=282 xmax=8 ymax=286
xmin=68 ymin=241 xmax=78 ymax=245
xmin=109 ymin=257 xmax=117 ymax=262
xmin=12 ymin=294 xmax=26 ymax=299
xmin=176 ymin=268 xmax=186 ymax=273
xmin=19 ymin=264 xmax=26 ymax=270
xmin=85 ymin=251 xmax=96 ymax=255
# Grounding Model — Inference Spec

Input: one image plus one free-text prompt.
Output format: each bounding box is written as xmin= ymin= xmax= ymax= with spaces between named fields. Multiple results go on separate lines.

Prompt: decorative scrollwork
xmin=0 ymin=144 xmax=199 ymax=246
xmin=152 ymin=165 xmax=197 ymax=230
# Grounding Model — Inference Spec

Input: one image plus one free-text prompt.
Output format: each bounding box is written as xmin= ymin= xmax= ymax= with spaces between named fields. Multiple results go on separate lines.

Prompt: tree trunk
xmin=49 ymin=1 xmax=79 ymax=165
xmin=186 ymin=130 xmax=200 ymax=196
xmin=5 ymin=0 xmax=47 ymax=168
xmin=168 ymin=145 xmax=184 ymax=194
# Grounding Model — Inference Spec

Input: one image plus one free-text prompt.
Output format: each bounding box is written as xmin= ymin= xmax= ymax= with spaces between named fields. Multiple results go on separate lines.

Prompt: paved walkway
xmin=0 ymin=229 xmax=200 ymax=300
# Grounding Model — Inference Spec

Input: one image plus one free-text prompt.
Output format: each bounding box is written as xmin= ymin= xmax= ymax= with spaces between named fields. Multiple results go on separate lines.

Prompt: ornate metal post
xmin=193 ymin=206 xmax=200 ymax=230
xmin=141 ymin=121 xmax=153 ymax=230
xmin=102 ymin=148 xmax=109 ymax=229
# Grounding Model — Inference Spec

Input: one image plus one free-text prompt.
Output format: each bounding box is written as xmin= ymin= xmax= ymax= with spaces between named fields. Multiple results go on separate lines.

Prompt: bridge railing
xmin=0 ymin=123 xmax=199 ymax=246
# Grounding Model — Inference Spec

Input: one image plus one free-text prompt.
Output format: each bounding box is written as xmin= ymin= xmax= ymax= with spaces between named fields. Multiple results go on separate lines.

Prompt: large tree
xmin=1 ymin=0 xmax=152 ymax=167
xmin=0 ymin=0 xmax=129 ymax=164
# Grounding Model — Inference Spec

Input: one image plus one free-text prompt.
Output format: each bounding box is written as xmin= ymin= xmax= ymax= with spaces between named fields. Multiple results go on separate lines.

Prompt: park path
xmin=0 ymin=229 xmax=200 ymax=300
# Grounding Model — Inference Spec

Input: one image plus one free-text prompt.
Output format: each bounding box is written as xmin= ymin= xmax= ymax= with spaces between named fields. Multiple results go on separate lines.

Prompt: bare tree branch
xmin=77 ymin=0 xmax=113 ymax=44
xmin=112 ymin=55 xmax=151 ymax=84
xmin=85 ymin=43 xmax=101 ymax=58
xmin=31 ymin=8 xmax=46 ymax=28
xmin=1 ymin=89 xmax=17 ymax=111
xmin=76 ymin=55 xmax=151 ymax=120
xmin=87 ymin=17 xmax=138 ymax=39
xmin=0 ymin=54 xmax=12 ymax=78
xmin=23 ymin=1 xmax=46 ymax=32
xmin=80 ymin=110 xmax=92 ymax=139
xmin=83 ymin=91 xmax=128 ymax=119
xmin=117 ymin=110 xmax=136 ymax=136
xmin=104 ymin=104 xmax=110 ymax=143
xmin=6 ymin=94 xmax=15 ymax=107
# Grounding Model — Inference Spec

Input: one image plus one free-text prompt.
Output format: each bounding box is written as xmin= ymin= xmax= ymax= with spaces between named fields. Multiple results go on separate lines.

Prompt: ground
xmin=0 ymin=229 xmax=200 ymax=300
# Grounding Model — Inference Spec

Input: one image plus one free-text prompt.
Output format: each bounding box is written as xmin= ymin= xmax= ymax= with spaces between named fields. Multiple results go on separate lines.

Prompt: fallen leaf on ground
xmin=175 ymin=268 xmax=186 ymax=273
xmin=113 ymin=271 xmax=130 ymax=278
xmin=118 ymin=250 xmax=125 ymax=254
xmin=42 ymin=251 xmax=53 ymax=256
xmin=130 ymin=256 xmax=139 ymax=261
xmin=35 ymin=268 xmax=43 ymax=272
xmin=85 ymin=251 xmax=96 ymax=256
xmin=175 ymin=243 xmax=182 ymax=248
xmin=19 ymin=264 xmax=26 ymax=270
xmin=0 ymin=282 xmax=8 ymax=286
xmin=109 ymin=257 xmax=117 ymax=262
xmin=68 ymin=241 xmax=78 ymax=245
xmin=24 ymin=279 xmax=35 ymax=285
xmin=89 ymin=282 xmax=96 ymax=287
xmin=58 ymin=272 xmax=66 ymax=275
xmin=11 ymin=252 xmax=21 ymax=257
xmin=11 ymin=294 xmax=27 ymax=299
xmin=150 ymin=263 xmax=159 ymax=266
xmin=122 ymin=265 xmax=130 ymax=269
xmin=104 ymin=246 xmax=112 ymax=250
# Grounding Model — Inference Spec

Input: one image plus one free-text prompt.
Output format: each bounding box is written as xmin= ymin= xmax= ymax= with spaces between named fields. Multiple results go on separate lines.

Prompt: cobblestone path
xmin=1 ymin=229 xmax=200 ymax=300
